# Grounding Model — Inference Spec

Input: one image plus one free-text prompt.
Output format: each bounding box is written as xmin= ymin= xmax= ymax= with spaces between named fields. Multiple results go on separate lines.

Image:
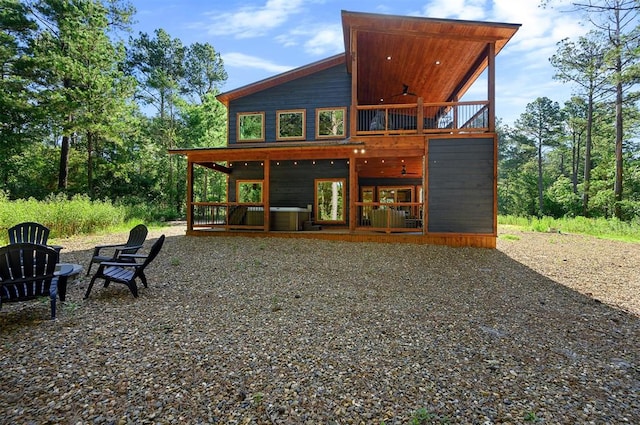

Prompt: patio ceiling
xmin=341 ymin=10 xmax=521 ymax=105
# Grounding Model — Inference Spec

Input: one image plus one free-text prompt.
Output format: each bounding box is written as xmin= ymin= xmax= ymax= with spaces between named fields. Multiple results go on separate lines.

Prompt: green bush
xmin=0 ymin=192 xmax=126 ymax=243
xmin=498 ymin=214 xmax=640 ymax=242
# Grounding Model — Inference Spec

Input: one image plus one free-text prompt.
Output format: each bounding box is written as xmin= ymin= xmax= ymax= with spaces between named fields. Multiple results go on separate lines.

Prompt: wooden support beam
xmin=187 ymin=161 xmax=193 ymax=231
xmin=488 ymin=42 xmax=496 ymax=132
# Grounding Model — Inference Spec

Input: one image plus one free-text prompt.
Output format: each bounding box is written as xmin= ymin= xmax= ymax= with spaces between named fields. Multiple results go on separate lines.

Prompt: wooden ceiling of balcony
xmin=356 ymin=156 xmax=423 ymax=179
xmin=342 ymin=11 xmax=520 ymax=106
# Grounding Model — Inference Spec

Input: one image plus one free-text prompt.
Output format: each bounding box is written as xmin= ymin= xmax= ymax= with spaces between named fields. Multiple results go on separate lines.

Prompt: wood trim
xmin=349 ymin=155 xmax=357 ymax=231
xmin=187 ymin=161 xmax=193 ymax=232
xmin=315 ymin=107 xmax=348 ymax=139
xmin=217 ymin=54 xmax=345 ymax=106
xmin=276 ymin=109 xmax=306 ymax=141
xmin=186 ymin=229 xmax=497 ymax=248
xmin=237 ymin=112 xmax=265 ymax=143
xmin=488 ymin=42 xmax=496 ymax=132
xmin=264 ymin=159 xmax=271 ymax=231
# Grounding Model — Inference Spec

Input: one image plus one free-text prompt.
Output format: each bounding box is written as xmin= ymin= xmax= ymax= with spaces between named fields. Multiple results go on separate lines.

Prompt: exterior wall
xmin=427 ymin=137 xmax=495 ymax=233
xmin=229 ymin=159 xmax=350 ymax=220
xmin=228 ymin=64 xmax=352 ymax=144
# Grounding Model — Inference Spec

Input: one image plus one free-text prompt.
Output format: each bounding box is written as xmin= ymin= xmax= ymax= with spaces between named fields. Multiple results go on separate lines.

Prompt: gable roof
xmin=216 ymin=54 xmax=345 ymax=107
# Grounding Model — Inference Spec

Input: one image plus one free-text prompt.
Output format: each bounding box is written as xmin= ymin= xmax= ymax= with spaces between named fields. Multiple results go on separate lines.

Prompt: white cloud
xmin=420 ymin=0 xmax=488 ymax=21
xmin=222 ymin=52 xmax=294 ymax=73
xmin=276 ymin=23 xmax=344 ymax=56
xmin=202 ymin=0 xmax=306 ymax=39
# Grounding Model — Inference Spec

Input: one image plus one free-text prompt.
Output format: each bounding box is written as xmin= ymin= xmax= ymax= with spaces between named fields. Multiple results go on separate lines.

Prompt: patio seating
xmin=85 ymin=224 xmax=148 ymax=276
xmin=84 ymin=234 xmax=165 ymax=299
xmin=0 ymin=243 xmax=60 ymax=319
xmin=8 ymin=222 xmax=50 ymax=245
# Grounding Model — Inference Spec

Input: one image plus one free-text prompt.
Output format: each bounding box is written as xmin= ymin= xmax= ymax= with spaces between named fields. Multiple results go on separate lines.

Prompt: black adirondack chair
xmin=8 ymin=221 xmax=63 ymax=253
xmin=85 ymin=224 xmax=148 ymax=276
xmin=0 ymin=243 xmax=60 ymax=319
xmin=84 ymin=234 xmax=165 ymax=299
xmin=8 ymin=221 xmax=53 ymax=245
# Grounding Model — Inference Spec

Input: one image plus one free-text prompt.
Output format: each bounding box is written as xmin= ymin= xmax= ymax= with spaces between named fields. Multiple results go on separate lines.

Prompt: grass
xmin=499 ymin=215 xmax=640 ymax=243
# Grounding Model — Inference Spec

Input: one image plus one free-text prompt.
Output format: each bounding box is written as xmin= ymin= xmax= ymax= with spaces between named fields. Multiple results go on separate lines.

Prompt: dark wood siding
xmin=230 ymin=159 xmax=350 ymax=218
xmin=228 ymin=64 xmax=352 ymax=144
xmin=427 ymin=138 xmax=494 ymax=233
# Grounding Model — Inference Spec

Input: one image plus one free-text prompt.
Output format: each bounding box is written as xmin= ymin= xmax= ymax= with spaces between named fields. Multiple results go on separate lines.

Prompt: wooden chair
xmin=85 ymin=224 xmax=148 ymax=276
xmin=84 ymin=235 xmax=165 ymax=299
xmin=0 ymin=243 xmax=60 ymax=319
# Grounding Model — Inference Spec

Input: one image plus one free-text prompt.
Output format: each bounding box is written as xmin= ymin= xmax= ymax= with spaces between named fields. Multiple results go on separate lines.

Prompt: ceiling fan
xmin=401 ymin=164 xmax=419 ymax=175
xmin=391 ymin=84 xmax=418 ymax=98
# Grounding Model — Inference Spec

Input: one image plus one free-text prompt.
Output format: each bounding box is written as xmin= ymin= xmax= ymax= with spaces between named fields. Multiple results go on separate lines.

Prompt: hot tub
xmin=244 ymin=207 xmax=311 ymax=231
xmin=269 ymin=207 xmax=310 ymax=231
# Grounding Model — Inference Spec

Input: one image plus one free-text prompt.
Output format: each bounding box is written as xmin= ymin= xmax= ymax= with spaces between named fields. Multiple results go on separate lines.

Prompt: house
xmin=169 ymin=10 xmax=520 ymax=248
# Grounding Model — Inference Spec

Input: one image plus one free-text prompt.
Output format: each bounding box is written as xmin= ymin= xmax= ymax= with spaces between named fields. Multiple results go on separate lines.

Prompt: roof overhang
xmin=216 ymin=54 xmax=346 ymax=107
xmin=341 ymin=10 xmax=521 ymax=105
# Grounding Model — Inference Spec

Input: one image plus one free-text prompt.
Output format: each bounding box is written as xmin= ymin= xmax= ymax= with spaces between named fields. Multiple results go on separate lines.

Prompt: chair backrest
xmin=0 ymin=243 xmax=58 ymax=301
xmin=8 ymin=222 xmax=50 ymax=245
xmin=122 ymin=224 xmax=148 ymax=255
xmin=138 ymin=234 xmax=165 ymax=271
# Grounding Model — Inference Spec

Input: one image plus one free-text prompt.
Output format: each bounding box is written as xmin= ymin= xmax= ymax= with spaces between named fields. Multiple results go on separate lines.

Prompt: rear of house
xmin=170 ymin=10 xmax=520 ymax=248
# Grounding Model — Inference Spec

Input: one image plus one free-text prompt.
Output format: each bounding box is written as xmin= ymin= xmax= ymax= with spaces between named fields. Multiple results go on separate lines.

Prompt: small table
xmin=55 ymin=263 xmax=83 ymax=302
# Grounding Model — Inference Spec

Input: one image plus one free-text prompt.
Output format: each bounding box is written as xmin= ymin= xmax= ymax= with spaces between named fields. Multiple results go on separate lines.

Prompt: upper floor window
xmin=277 ymin=109 xmax=305 ymax=141
xmin=238 ymin=112 xmax=264 ymax=142
xmin=316 ymin=107 xmax=346 ymax=139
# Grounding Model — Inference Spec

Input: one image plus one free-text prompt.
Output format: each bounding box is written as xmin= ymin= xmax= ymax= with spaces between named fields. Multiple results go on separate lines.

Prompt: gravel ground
xmin=0 ymin=224 xmax=638 ymax=424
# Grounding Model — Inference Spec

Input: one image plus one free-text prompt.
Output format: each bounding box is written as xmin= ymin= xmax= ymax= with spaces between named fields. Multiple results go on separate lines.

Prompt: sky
xmin=129 ymin=0 xmax=588 ymax=125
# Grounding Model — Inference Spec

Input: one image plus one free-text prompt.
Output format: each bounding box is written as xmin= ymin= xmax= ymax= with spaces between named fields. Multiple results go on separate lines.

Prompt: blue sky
xmin=130 ymin=0 xmax=586 ymax=125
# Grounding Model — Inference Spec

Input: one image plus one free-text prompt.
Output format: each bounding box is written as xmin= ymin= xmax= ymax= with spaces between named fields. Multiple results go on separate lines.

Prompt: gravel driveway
xmin=1 ymin=224 xmax=638 ymax=424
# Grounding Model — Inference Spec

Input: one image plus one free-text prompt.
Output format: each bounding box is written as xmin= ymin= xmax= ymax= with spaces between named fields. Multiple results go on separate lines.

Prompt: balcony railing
xmin=192 ymin=202 xmax=266 ymax=230
xmin=356 ymin=101 xmax=489 ymax=136
xmin=355 ymin=202 xmax=424 ymax=233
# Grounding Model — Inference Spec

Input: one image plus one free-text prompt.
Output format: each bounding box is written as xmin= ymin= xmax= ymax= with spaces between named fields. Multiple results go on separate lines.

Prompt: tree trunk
xmin=537 ymin=140 xmax=544 ymax=216
xmin=87 ymin=131 xmax=94 ymax=198
xmin=614 ymin=79 xmax=624 ymax=218
xmin=58 ymin=133 xmax=70 ymax=190
xmin=583 ymin=92 xmax=594 ymax=216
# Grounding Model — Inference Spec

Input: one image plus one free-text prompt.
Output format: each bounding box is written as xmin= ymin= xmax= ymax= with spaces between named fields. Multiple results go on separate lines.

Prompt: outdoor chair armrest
xmin=99 ymin=260 xmax=142 ymax=268
xmin=113 ymin=244 xmax=143 ymax=254
xmin=94 ymin=242 xmax=128 ymax=249
xmin=118 ymin=253 xmax=148 ymax=260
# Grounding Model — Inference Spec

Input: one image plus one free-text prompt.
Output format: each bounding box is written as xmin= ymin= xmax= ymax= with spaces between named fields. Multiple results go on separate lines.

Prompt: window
xmin=315 ymin=178 xmax=345 ymax=223
xmin=237 ymin=180 xmax=263 ymax=203
xmin=237 ymin=112 xmax=264 ymax=142
xmin=316 ymin=107 xmax=346 ymax=139
xmin=277 ymin=109 xmax=305 ymax=140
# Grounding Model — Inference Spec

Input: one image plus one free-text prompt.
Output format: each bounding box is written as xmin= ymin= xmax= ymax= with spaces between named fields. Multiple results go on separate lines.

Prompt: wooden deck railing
xmin=191 ymin=202 xmax=266 ymax=230
xmin=356 ymin=100 xmax=489 ymax=136
xmin=355 ymin=202 xmax=424 ymax=233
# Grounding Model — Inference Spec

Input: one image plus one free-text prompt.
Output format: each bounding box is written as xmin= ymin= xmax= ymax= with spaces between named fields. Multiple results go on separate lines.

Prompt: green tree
xmin=127 ymin=29 xmax=185 ymax=211
xmin=25 ymin=0 xmax=135 ymax=192
xmin=514 ymin=97 xmax=565 ymax=216
xmin=551 ymin=32 xmax=610 ymax=214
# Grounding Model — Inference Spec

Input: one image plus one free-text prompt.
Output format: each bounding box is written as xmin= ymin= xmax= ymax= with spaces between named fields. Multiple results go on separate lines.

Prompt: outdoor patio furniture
xmin=7 ymin=221 xmax=62 ymax=252
xmin=85 ymin=224 xmax=148 ymax=276
xmin=84 ymin=234 xmax=165 ymax=299
xmin=0 ymin=243 xmax=60 ymax=319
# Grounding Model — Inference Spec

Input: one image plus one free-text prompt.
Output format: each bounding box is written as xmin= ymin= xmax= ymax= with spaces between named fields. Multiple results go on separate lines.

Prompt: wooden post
xmin=186 ymin=160 xmax=193 ymax=231
xmin=350 ymin=29 xmax=358 ymax=138
xmin=349 ymin=155 xmax=357 ymax=232
xmin=488 ymin=42 xmax=496 ymax=132
xmin=263 ymin=158 xmax=270 ymax=232
xmin=417 ymin=98 xmax=424 ymax=134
